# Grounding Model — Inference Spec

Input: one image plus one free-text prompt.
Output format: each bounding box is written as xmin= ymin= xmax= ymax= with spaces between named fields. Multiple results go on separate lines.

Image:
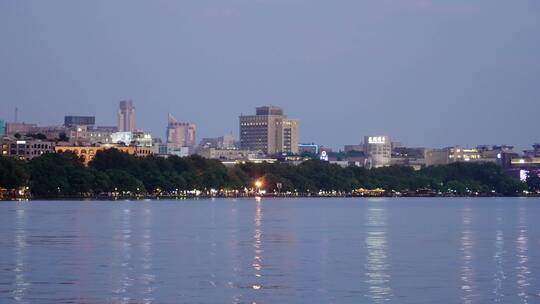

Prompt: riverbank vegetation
xmin=0 ymin=149 xmax=537 ymax=199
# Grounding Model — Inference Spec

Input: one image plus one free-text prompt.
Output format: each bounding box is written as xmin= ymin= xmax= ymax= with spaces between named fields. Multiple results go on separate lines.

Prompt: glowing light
xmin=368 ymin=136 xmax=386 ymax=144
xmin=254 ymin=180 xmax=263 ymax=189
xmin=519 ymin=170 xmax=528 ymax=181
xmin=320 ymin=150 xmax=329 ymax=161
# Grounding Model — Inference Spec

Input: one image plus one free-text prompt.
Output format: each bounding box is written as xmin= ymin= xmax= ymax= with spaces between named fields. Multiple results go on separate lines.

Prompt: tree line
xmin=0 ymin=148 xmax=537 ymax=197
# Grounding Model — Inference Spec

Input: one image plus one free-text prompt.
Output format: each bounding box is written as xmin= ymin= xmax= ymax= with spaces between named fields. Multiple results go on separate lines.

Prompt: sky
xmin=1 ymin=0 xmax=539 ymax=150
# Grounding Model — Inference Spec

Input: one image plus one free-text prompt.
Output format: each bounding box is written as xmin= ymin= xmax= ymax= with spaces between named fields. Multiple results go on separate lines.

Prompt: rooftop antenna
xmin=14 ymin=107 xmax=18 ymax=123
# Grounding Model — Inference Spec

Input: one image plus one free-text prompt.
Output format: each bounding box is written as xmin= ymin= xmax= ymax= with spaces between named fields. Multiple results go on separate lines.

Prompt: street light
xmin=254 ymin=179 xmax=263 ymax=195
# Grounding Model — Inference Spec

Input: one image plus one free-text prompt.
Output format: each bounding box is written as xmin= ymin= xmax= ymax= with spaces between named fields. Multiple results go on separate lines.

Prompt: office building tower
xmin=364 ymin=135 xmax=391 ymax=168
xmin=239 ymin=106 xmax=299 ymax=155
xmin=117 ymin=100 xmax=136 ymax=132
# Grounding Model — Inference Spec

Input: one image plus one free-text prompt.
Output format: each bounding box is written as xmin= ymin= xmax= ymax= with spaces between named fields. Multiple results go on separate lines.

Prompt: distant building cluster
xmin=1 ymin=102 xmax=539 ymax=181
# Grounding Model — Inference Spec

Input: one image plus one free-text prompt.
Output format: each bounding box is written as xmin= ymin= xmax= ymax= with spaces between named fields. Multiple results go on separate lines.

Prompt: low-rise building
xmin=448 ymin=146 xmax=482 ymax=162
xmin=199 ymin=134 xmax=235 ymax=150
xmin=85 ymin=126 xmax=116 ymax=144
xmin=344 ymin=144 xmax=364 ymax=153
xmin=524 ymin=144 xmax=540 ymax=158
xmin=111 ymin=131 xmax=153 ymax=147
xmin=29 ymin=125 xmax=68 ymax=140
xmin=197 ymin=148 xmax=263 ymax=160
xmin=167 ymin=145 xmax=190 ymax=157
xmin=6 ymin=122 xmax=37 ymax=136
xmin=425 ymin=149 xmax=450 ymax=166
xmin=298 ymin=143 xmax=319 ymax=155
xmin=425 ymin=145 xmax=511 ymax=167
xmin=55 ymin=144 xmax=152 ymax=165
xmin=1 ymin=136 xmax=55 ymax=160
xmin=64 ymin=116 xmax=95 ymax=127
xmin=391 ymin=147 xmax=427 ymax=170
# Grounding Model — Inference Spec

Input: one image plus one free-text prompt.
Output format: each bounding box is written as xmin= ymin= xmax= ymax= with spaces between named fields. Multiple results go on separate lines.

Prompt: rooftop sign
xmin=368 ymin=136 xmax=386 ymax=144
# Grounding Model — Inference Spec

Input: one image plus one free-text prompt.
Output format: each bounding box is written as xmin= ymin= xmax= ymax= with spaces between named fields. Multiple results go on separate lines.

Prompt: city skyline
xmin=1 ymin=1 xmax=539 ymax=150
xmin=1 ymin=101 xmax=536 ymax=152
xmin=2 ymin=2 xmax=540 ymax=303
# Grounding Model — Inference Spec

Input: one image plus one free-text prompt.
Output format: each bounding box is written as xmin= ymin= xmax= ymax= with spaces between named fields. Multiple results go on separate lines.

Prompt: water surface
xmin=0 ymin=198 xmax=539 ymax=303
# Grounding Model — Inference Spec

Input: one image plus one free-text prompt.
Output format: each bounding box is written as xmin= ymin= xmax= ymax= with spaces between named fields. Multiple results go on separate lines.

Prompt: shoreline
xmin=2 ymin=193 xmax=539 ymax=201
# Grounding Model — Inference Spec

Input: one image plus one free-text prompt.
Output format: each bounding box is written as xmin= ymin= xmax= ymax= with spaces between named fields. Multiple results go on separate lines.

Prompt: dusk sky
xmin=1 ymin=0 xmax=539 ymax=150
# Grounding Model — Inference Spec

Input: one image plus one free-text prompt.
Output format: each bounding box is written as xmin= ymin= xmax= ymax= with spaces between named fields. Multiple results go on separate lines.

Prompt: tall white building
xmin=364 ymin=135 xmax=391 ymax=168
xmin=117 ymin=100 xmax=136 ymax=132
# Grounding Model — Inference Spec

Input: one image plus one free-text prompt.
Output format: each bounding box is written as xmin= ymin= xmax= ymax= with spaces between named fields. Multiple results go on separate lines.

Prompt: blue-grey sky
xmin=1 ymin=0 xmax=539 ymax=150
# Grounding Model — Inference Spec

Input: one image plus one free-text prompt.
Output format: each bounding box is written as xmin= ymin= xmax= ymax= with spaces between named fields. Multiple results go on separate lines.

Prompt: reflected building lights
xmin=111 ymin=208 xmax=134 ymax=304
xmin=13 ymin=206 xmax=29 ymax=302
xmin=141 ymin=207 xmax=155 ymax=304
xmin=252 ymin=200 xmax=264 ymax=290
xmin=229 ymin=204 xmax=242 ymax=304
xmin=365 ymin=206 xmax=392 ymax=303
xmin=460 ymin=207 xmax=476 ymax=304
xmin=516 ymin=206 xmax=530 ymax=304
xmin=493 ymin=207 xmax=506 ymax=303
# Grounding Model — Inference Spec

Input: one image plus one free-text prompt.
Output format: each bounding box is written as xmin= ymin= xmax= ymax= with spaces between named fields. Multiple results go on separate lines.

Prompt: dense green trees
xmin=526 ymin=171 xmax=540 ymax=192
xmin=27 ymin=152 xmax=90 ymax=196
xmin=0 ymin=150 xmax=535 ymax=197
xmin=0 ymin=156 xmax=28 ymax=190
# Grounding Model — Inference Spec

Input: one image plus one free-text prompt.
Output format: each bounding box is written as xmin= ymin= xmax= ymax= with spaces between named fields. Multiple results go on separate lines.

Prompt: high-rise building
xmin=239 ymin=106 xmax=299 ymax=155
xmin=0 ymin=119 xmax=5 ymax=136
xmin=166 ymin=114 xmax=196 ymax=148
xmin=364 ymin=135 xmax=391 ymax=168
xmin=117 ymin=100 xmax=136 ymax=132
xmin=64 ymin=116 xmax=95 ymax=127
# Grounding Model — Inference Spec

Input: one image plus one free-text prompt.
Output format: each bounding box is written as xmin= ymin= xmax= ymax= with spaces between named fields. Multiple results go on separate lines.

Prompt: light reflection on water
xmin=13 ymin=205 xmax=28 ymax=302
xmin=460 ymin=206 xmax=476 ymax=304
xmin=516 ymin=206 xmax=530 ymax=304
xmin=110 ymin=207 xmax=134 ymax=304
xmin=0 ymin=198 xmax=539 ymax=303
xmin=252 ymin=200 xmax=263 ymax=289
xmin=141 ymin=206 xmax=155 ymax=304
xmin=365 ymin=204 xmax=392 ymax=303
xmin=492 ymin=206 xmax=506 ymax=303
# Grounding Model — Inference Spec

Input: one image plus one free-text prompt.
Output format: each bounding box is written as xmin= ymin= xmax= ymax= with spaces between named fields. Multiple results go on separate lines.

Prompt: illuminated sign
xmin=320 ymin=150 xmax=329 ymax=161
xmin=16 ymin=141 xmax=26 ymax=144
xmin=368 ymin=136 xmax=386 ymax=144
